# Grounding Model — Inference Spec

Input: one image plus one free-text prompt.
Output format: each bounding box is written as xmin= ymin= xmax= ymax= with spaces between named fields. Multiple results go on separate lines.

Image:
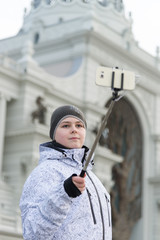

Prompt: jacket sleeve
xmin=19 ymin=163 xmax=73 ymax=240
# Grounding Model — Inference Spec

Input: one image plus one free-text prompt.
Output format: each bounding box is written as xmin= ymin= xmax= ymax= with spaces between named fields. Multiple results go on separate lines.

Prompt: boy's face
xmin=55 ymin=117 xmax=86 ymax=149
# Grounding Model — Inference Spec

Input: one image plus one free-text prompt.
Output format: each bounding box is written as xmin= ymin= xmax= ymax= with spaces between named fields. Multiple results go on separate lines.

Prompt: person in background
xmin=19 ymin=105 xmax=112 ymax=240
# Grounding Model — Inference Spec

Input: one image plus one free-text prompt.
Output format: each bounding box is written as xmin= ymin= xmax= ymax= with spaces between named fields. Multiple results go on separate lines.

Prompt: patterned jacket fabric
xmin=19 ymin=141 xmax=112 ymax=240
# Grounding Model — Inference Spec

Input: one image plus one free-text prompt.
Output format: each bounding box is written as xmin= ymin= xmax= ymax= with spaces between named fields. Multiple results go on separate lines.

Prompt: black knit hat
xmin=50 ymin=105 xmax=87 ymax=139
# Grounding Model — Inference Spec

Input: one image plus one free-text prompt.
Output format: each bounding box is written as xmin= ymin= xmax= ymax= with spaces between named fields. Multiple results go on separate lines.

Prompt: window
xmin=33 ymin=0 xmax=41 ymax=8
xmin=34 ymin=33 xmax=40 ymax=44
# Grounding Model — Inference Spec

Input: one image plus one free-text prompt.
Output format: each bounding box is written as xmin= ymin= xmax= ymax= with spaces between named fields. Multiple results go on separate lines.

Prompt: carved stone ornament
xmin=31 ymin=96 xmax=47 ymax=124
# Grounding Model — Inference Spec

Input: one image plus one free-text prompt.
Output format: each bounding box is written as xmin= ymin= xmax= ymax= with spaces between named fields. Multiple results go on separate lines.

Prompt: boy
xmin=20 ymin=105 xmax=112 ymax=240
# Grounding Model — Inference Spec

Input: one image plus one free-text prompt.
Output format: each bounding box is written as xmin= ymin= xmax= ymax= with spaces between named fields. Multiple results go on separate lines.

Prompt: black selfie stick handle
xmin=80 ymin=169 xmax=86 ymax=178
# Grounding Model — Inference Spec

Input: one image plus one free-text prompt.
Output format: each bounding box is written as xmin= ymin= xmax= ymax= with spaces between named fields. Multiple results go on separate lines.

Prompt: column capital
xmin=0 ymin=91 xmax=12 ymax=101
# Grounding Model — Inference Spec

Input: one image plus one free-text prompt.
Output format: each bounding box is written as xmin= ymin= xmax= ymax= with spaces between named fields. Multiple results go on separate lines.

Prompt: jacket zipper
xmin=105 ymin=194 xmax=111 ymax=227
xmin=86 ymin=188 xmax=97 ymax=224
xmin=87 ymin=172 xmax=105 ymax=240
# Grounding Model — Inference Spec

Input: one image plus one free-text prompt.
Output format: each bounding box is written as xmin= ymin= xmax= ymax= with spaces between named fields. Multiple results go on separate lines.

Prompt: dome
xmin=32 ymin=0 xmax=124 ymax=12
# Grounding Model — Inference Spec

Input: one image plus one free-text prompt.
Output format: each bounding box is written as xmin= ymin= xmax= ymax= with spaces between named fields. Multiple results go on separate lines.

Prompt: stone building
xmin=0 ymin=0 xmax=160 ymax=239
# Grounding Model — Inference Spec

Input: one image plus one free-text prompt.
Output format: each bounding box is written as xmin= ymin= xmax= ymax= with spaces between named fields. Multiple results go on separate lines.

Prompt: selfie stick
xmin=80 ymin=91 xmax=117 ymax=177
xmin=80 ymin=67 xmax=136 ymax=177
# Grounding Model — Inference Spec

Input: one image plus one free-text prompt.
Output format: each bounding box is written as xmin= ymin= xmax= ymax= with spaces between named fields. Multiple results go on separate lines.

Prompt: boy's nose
xmin=71 ymin=125 xmax=77 ymax=133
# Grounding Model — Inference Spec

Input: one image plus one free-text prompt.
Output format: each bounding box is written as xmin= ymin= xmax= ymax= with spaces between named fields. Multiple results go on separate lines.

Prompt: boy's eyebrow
xmin=60 ymin=120 xmax=84 ymax=125
xmin=60 ymin=120 xmax=83 ymax=124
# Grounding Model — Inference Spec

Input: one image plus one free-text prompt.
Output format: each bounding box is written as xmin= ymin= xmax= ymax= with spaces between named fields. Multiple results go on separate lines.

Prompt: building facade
xmin=0 ymin=0 xmax=160 ymax=239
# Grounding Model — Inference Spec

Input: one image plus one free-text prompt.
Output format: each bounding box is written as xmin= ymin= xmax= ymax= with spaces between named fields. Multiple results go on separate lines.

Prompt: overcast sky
xmin=0 ymin=0 xmax=160 ymax=56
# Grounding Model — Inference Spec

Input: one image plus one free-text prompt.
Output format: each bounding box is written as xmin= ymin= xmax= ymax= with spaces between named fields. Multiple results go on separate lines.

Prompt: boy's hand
xmin=64 ymin=173 xmax=86 ymax=198
xmin=72 ymin=175 xmax=86 ymax=193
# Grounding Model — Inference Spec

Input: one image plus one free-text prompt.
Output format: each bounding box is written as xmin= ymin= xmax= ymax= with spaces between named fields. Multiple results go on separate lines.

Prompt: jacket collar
xmin=39 ymin=141 xmax=94 ymax=169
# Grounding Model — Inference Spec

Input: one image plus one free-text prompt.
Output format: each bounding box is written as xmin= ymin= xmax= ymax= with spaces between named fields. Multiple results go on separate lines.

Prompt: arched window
xmin=99 ymin=98 xmax=143 ymax=239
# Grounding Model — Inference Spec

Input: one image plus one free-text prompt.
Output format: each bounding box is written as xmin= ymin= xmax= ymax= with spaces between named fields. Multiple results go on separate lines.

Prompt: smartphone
xmin=96 ymin=66 xmax=135 ymax=90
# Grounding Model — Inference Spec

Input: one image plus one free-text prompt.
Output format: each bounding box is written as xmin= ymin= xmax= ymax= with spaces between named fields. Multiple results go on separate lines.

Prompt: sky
xmin=0 ymin=0 xmax=160 ymax=56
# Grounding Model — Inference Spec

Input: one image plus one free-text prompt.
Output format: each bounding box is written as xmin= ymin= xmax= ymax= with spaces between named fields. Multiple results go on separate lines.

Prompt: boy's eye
xmin=62 ymin=124 xmax=69 ymax=128
xmin=76 ymin=124 xmax=84 ymax=128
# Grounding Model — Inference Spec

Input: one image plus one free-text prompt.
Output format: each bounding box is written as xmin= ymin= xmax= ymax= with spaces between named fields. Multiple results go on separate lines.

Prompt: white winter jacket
xmin=20 ymin=141 xmax=112 ymax=240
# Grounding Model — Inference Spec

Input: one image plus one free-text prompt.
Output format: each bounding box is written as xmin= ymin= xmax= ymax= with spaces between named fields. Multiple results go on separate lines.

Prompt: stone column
xmin=0 ymin=93 xmax=7 ymax=176
xmin=155 ymin=96 xmax=160 ymax=175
